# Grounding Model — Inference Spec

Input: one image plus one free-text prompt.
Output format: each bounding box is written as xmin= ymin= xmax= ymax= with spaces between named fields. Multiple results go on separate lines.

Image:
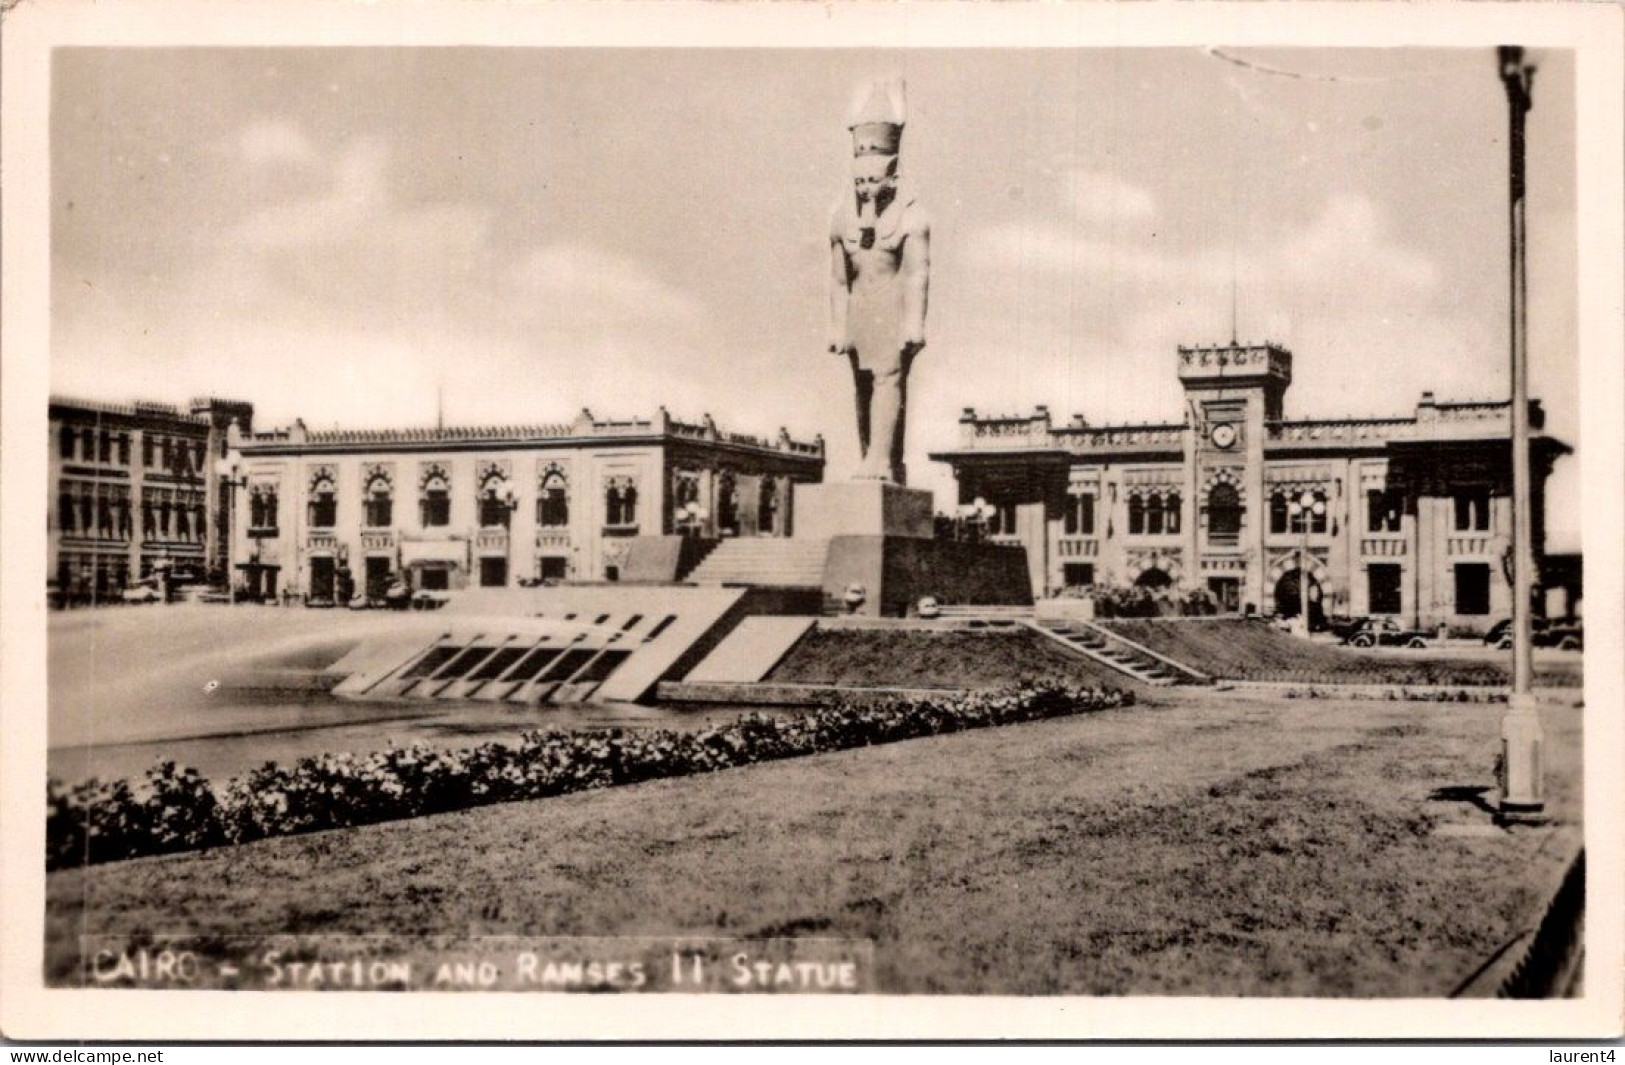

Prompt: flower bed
xmin=46 ymin=683 xmax=1131 ymax=870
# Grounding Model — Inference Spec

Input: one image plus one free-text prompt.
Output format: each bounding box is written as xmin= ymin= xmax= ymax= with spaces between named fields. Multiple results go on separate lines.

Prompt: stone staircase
xmin=686 ymin=537 xmax=831 ymax=588
xmin=1030 ymin=618 xmax=1208 ymax=687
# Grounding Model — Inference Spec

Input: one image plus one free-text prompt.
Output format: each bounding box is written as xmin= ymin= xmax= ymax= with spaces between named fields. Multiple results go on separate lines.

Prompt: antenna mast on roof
xmin=437 ymin=381 xmax=444 ymax=432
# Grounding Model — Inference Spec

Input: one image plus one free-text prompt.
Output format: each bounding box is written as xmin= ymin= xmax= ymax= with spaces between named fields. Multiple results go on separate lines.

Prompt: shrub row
xmin=46 ymin=682 xmax=1131 ymax=871
xmin=1278 ymin=686 xmax=1509 ymax=703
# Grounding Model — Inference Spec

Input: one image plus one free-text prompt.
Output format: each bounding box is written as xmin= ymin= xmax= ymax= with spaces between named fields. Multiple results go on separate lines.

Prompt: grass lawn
xmin=767 ymin=628 xmax=1135 ymax=690
xmin=45 ymin=690 xmax=1581 ymax=995
xmin=1101 ymin=619 xmax=1583 ymax=687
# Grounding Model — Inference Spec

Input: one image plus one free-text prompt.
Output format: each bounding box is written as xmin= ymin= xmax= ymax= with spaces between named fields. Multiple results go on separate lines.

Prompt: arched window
xmin=1207 ymin=483 xmax=1243 ymax=544
xmin=715 ymin=473 xmax=739 ymax=536
xmin=419 ymin=466 xmax=450 ymax=527
xmin=477 ymin=468 xmax=511 ymax=529
xmin=1145 ymin=494 xmax=1166 ymax=535
xmin=363 ymin=473 xmax=393 ymax=528
xmin=1166 ymin=492 xmax=1182 ymax=534
xmin=308 ymin=472 xmax=338 ymax=529
xmin=537 ymin=470 xmax=569 ymax=528
xmin=1127 ymin=494 xmax=1146 ymax=535
xmin=758 ymin=477 xmax=779 ymax=535
xmin=536 ymin=471 xmax=568 ymax=530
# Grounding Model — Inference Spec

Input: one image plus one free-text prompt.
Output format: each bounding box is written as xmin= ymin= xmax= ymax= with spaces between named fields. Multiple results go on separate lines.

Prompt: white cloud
xmin=506 ymin=244 xmax=703 ymax=327
xmin=1063 ymin=168 xmax=1158 ymax=226
xmin=237 ymin=118 xmax=318 ymax=169
xmin=228 ymin=137 xmax=393 ymax=251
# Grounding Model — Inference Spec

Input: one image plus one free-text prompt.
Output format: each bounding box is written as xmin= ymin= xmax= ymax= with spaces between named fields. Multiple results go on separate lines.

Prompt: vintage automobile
xmin=1483 ymin=617 xmax=1584 ymax=651
xmin=119 ymin=578 xmax=163 ymax=605
xmin=1343 ymin=618 xmax=1432 ymax=649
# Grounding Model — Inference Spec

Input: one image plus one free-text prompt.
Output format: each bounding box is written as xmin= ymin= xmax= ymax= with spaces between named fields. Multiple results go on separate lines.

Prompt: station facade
xmin=223 ymin=409 xmax=823 ymax=601
xmin=48 ymin=395 xmax=253 ymax=603
xmin=930 ymin=342 xmax=1569 ymax=633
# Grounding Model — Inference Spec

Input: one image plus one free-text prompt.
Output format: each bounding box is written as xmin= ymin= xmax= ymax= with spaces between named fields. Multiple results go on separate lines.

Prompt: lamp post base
xmin=1497 ymin=696 xmax=1548 ymax=825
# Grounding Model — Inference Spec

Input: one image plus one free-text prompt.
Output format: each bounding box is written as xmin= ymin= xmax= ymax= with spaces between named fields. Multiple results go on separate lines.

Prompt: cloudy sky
xmin=51 ymin=47 xmax=1579 ymax=547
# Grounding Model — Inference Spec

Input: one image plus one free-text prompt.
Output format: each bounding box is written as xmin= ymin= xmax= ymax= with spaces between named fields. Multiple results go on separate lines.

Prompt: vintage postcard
xmin=2 ymin=0 xmax=1621 ymax=1043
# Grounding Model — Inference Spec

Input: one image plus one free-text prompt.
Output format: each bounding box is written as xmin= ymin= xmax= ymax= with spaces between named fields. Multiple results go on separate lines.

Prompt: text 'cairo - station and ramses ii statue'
xmin=828 ymin=77 xmax=931 ymax=485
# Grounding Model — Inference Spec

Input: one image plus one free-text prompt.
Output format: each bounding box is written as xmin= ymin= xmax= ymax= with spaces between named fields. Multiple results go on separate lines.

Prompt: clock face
xmin=1210 ymin=422 xmax=1239 ymax=450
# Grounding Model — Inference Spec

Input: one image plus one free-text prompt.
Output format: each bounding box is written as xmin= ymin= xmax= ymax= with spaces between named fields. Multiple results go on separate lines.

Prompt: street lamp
xmin=1286 ymin=490 xmax=1325 ymax=638
xmin=213 ymin=455 xmax=248 ymax=606
xmin=1498 ymin=45 xmax=1545 ymax=823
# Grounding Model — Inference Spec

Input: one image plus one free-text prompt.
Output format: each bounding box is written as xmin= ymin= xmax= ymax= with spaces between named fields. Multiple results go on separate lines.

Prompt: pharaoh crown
xmin=848 ymin=77 xmax=907 ymax=156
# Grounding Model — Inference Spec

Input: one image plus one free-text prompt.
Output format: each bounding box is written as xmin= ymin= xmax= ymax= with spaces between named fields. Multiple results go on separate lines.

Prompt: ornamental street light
xmin=213 ymin=454 xmax=248 ymax=606
xmin=1497 ymin=45 xmax=1545 ymax=824
xmin=1286 ymin=490 xmax=1326 ymax=638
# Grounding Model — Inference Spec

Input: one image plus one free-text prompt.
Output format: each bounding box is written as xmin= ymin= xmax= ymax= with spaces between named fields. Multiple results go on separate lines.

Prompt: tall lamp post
xmin=214 ymin=455 xmax=248 ymax=606
xmin=1287 ymin=490 xmax=1325 ymax=638
xmin=1498 ymin=46 xmax=1545 ymax=823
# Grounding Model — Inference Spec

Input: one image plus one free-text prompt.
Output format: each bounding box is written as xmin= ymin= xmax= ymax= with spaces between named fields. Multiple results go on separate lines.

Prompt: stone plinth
xmin=793 ymin=481 xmax=935 ymax=540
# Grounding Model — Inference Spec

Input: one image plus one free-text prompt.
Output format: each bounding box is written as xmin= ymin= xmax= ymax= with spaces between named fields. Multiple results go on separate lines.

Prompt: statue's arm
xmin=828 ymin=225 xmax=854 ymax=355
xmin=900 ymin=211 xmax=931 ymax=355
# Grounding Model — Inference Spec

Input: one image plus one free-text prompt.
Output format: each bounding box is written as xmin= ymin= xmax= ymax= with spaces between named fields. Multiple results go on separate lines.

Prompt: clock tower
xmin=1177 ymin=341 xmax=1293 ymax=612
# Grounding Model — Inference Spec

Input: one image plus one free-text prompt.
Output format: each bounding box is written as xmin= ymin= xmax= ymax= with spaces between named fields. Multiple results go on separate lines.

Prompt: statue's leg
xmin=849 ymin=354 xmax=873 ymax=459
xmin=865 ymin=365 xmax=904 ymax=482
xmin=889 ymin=363 xmax=910 ymax=485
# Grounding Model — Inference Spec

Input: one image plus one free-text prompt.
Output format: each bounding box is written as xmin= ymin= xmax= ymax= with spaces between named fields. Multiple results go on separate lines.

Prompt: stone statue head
xmin=851 ymin=153 xmax=899 ymax=206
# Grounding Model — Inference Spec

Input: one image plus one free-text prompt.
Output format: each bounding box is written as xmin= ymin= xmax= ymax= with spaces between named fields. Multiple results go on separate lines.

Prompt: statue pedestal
xmin=790 ymin=480 xmax=1030 ymax=616
xmin=792 ymin=480 xmax=935 ymax=540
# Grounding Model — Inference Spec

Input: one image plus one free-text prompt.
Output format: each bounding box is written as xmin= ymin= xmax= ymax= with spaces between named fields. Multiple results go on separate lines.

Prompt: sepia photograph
xmin=2 ymin=0 xmax=1621 ymax=1044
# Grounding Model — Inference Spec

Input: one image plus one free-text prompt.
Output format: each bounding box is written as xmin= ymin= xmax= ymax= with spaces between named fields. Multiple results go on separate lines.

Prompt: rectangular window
xmin=99 ymin=430 xmax=113 ymax=464
xmin=365 ymin=496 xmax=393 ymax=528
xmin=421 ymin=491 xmax=450 ymax=527
xmin=309 ymin=492 xmax=337 ymax=529
xmin=1062 ymin=562 xmax=1094 ymax=589
xmin=538 ymin=556 xmax=568 ymax=581
xmin=479 ymin=557 xmax=508 ymax=588
xmin=1367 ymin=489 xmax=1404 ymax=533
xmin=142 ymin=435 xmax=154 ymax=467
xmin=1454 ymin=563 xmax=1492 ymax=615
xmin=59 ymin=425 xmax=75 ymax=459
xmin=1454 ymin=490 xmax=1491 ymax=532
xmin=1063 ymin=493 xmax=1095 ymax=536
xmin=117 ymin=434 xmax=131 ymax=466
xmin=1367 ymin=564 xmax=1403 ymax=615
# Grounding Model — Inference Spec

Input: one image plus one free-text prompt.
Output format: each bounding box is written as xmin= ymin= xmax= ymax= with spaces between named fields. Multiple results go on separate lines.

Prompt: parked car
xmin=1323 ymin=614 xmax=1367 ymax=643
xmin=1483 ymin=617 xmax=1583 ymax=651
xmin=119 ymin=578 xmax=163 ymax=605
xmin=1343 ymin=618 xmax=1432 ymax=649
xmin=916 ymin=596 xmax=941 ymax=620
